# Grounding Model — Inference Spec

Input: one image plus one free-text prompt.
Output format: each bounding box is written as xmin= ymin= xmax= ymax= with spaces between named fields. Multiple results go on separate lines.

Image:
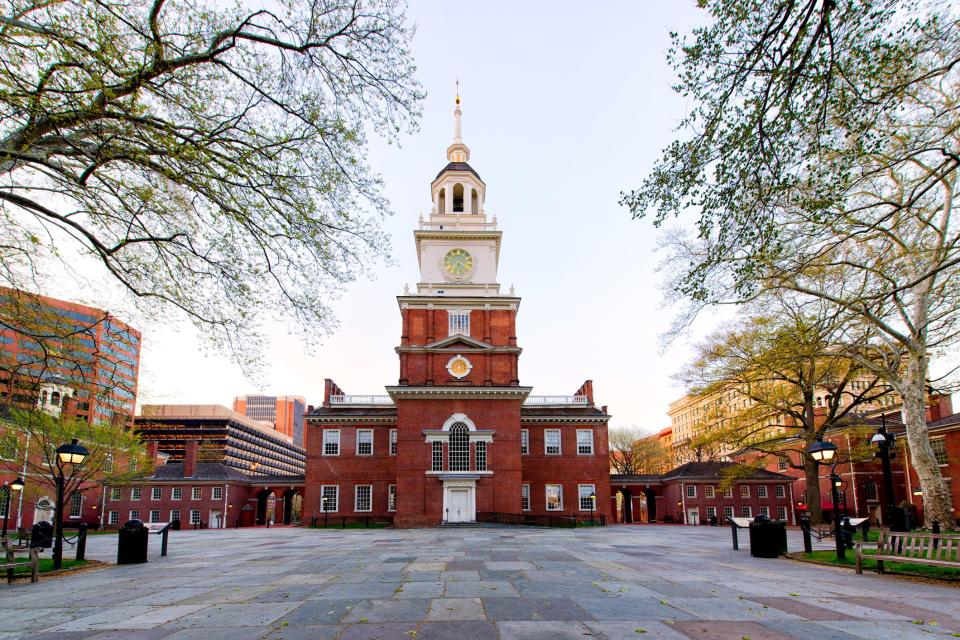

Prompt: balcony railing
xmin=329 ymin=395 xmax=394 ymax=406
xmin=418 ymin=220 xmax=497 ymax=231
xmin=523 ymin=395 xmax=589 ymax=406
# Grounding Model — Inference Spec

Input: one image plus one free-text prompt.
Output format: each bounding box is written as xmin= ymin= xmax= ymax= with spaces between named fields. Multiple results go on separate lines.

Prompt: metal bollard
xmin=933 ymin=520 xmax=941 ymax=550
xmin=75 ymin=523 xmax=87 ymax=561
xmin=800 ymin=515 xmax=812 ymax=554
xmin=731 ymin=522 xmax=739 ymax=550
xmin=161 ymin=527 xmax=169 ymax=557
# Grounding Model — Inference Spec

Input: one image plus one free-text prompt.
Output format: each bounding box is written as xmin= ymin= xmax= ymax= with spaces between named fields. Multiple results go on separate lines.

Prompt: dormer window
xmin=448 ymin=311 xmax=470 ymax=336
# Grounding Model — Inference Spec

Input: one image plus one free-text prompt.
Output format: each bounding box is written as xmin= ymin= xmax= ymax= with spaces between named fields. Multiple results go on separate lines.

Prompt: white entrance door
xmin=686 ymin=508 xmax=700 ymax=525
xmin=448 ymin=489 xmax=470 ymax=523
xmin=211 ymin=510 xmax=222 ymax=528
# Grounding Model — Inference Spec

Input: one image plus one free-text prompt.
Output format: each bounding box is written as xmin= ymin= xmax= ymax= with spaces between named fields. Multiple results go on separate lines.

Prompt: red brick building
xmin=304 ymin=98 xmax=612 ymax=527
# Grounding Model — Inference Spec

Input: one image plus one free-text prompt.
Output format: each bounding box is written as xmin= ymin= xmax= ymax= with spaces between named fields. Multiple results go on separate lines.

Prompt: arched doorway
xmin=281 ymin=489 xmax=301 ymax=525
xmin=644 ymin=488 xmax=657 ymax=523
xmin=255 ymin=488 xmax=272 ymax=525
xmin=618 ymin=488 xmax=633 ymax=523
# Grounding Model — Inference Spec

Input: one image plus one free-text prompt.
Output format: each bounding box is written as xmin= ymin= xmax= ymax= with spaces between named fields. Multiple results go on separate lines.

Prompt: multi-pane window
xmin=357 ymin=429 xmax=373 ymax=456
xmin=212 ymin=487 xmax=223 ymax=500
xmin=0 ymin=434 xmax=17 ymax=460
xmin=864 ymin=480 xmax=878 ymax=501
xmin=706 ymin=506 xmax=717 ymax=519
xmin=388 ymin=485 xmax=397 ymax=512
xmin=151 ymin=487 xmax=162 ymax=501
xmin=448 ymin=311 xmax=470 ymax=336
xmin=355 ymin=485 xmax=372 ymax=512
xmin=777 ymin=506 xmax=787 ymax=521
xmin=172 ymin=487 xmax=182 ymax=500
xmin=321 ymin=485 xmax=339 ymax=512
xmin=149 ymin=510 xmax=161 ymax=523
xmin=723 ymin=506 xmax=734 ymax=521
xmin=759 ymin=506 xmax=769 ymax=518
xmin=777 ymin=457 xmax=788 ymax=472
xmin=475 ymin=441 xmax=487 ymax=471
xmin=191 ymin=487 xmax=202 ymax=500
xmin=130 ymin=510 xmax=141 ymax=521
xmin=740 ymin=506 xmax=752 ymax=518
xmin=390 ymin=429 xmax=398 ymax=455
xmin=449 ymin=423 xmax=470 ymax=471
xmin=170 ymin=509 xmax=181 ymax=522
xmin=131 ymin=488 xmax=141 ymax=500
xmin=110 ymin=487 xmax=121 ymax=501
xmin=0 ymin=498 xmax=5 ymax=518
xmin=69 ymin=492 xmax=83 ymax=517
xmin=323 ymin=429 xmax=340 ymax=456
xmin=705 ymin=485 xmax=715 ymax=498
xmin=103 ymin=455 xmax=113 ymax=473
xmin=546 ymin=484 xmax=563 ymax=511
xmin=189 ymin=509 xmax=201 ymax=525
xmin=520 ymin=429 xmax=529 ymax=455
xmin=431 ymin=441 xmax=443 ymax=471
xmin=723 ymin=487 xmax=733 ymax=498
xmin=931 ymin=439 xmax=948 ymax=465
xmin=775 ymin=485 xmax=786 ymax=499
xmin=739 ymin=485 xmax=750 ymax=498
xmin=108 ymin=510 xmax=119 ymax=525
xmin=521 ymin=484 xmax=530 ymax=511
xmin=545 ymin=429 xmax=561 ymax=455
xmin=686 ymin=485 xmax=696 ymax=498
xmin=578 ymin=484 xmax=596 ymax=511
xmin=757 ymin=485 xmax=768 ymax=498
xmin=576 ymin=429 xmax=593 ymax=455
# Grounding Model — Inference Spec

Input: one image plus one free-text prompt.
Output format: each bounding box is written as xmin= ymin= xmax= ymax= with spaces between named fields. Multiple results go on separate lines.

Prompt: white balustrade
xmin=329 ymin=395 xmax=394 ymax=406
xmin=523 ymin=395 xmax=589 ymax=406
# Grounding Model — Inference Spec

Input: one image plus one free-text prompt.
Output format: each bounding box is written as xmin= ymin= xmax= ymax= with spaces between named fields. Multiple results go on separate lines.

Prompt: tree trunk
xmin=803 ymin=455 xmax=824 ymax=525
xmin=899 ymin=353 xmax=952 ymax=527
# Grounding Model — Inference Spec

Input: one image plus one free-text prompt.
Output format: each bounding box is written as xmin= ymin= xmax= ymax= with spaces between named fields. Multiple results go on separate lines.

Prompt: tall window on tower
xmin=449 ymin=423 xmax=470 ymax=471
xmin=448 ymin=311 xmax=470 ymax=336
xmin=453 ymin=183 xmax=464 ymax=212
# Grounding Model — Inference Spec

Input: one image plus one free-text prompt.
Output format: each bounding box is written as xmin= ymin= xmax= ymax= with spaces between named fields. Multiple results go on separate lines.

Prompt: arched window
xmin=438 ymin=187 xmax=446 ymax=213
xmin=471 ymin=189 xmax=479 ymax=214
xmin=452 ymin=184 xmax=464 ymax=212
xmin=40 ymin=390 xmax=48 ymax=405
xmin=51 ymin=391 xmax=61 ymax=406
xmin=864 ymin=480 xmax=878 ymax=501
xmin=448 ymin=422 xmax=469 ymax=471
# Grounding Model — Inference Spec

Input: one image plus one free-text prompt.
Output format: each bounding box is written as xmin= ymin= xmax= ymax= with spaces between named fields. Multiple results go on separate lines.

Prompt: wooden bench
xmin=856 ymin=529 xmax=960 ymax=574
xmin=1 ymin=541 xmax=39 ymax=584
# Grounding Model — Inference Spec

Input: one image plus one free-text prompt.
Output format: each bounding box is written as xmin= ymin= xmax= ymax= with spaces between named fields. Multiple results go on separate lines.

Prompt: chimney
xmin=145 ymin=441 xmax=159 ymax=464
xmin=183 ymin=440 xmax=199 ymax=477
xmin=323 ymin=379 xmax=333 ymax=408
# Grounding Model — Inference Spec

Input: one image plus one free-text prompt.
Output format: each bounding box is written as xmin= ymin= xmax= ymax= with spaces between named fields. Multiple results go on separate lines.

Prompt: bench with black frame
xmin=1 ymin=539 xmax=39 ymax=584
xmin=855 ymin=529 xmax=960 ymax=575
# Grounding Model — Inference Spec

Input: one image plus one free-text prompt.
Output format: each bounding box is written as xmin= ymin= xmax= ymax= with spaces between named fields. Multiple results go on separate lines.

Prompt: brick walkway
xmin=4 ymin=525 xmax=959 ymax=639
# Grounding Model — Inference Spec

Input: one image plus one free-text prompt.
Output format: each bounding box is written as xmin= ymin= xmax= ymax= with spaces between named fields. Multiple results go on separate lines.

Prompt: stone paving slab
xmin=5 ymin=525 xmax=960 ymax=640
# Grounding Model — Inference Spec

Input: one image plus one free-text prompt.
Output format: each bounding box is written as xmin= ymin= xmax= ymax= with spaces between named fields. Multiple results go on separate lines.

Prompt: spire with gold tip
xmin=447 ymin=80 xmax=469 ymax=162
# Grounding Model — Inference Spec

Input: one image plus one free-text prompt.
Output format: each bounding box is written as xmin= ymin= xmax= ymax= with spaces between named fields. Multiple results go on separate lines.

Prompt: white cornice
xmin=307 ymin=415 xmax=396 ymax=424
xmin=386 ymin=386 xmax=532 ymax=401
xmin=423 ymin=429 xmax=495 ymax=443
xmin=520 ymin=415 xmax=611 ymax=423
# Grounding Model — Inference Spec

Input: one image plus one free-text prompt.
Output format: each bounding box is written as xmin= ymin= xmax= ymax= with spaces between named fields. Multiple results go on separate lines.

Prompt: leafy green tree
xmin=624 ymin=0 xmax=959 ymax=526
xmin=0 ymin=0 xmax=423 ymax=371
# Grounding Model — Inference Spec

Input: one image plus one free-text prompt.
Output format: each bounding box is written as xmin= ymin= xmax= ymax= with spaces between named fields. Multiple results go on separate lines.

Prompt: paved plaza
xmin=3 ymin=525 xmax=959 ymax=640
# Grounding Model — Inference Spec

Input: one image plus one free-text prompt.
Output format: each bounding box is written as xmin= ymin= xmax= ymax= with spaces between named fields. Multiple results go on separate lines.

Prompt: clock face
xmin=447 ymin=355 xmax=472 ymax=379
xmin=443 ymin=248 xmax=475 ymax=279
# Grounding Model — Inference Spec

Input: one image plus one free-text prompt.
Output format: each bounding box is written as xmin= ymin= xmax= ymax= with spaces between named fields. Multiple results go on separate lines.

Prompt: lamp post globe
xmin=53 ymin=439 xmax=89 ymax=570
xmin=1 ymin=477 xmax=24 ymax=538
xmin=808 ymin=439 xmax=837 ymax=463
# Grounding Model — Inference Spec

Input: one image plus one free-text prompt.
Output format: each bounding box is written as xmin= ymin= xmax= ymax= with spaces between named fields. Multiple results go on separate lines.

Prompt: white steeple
xmin=447 ymin=89 xmax=470 ymax=163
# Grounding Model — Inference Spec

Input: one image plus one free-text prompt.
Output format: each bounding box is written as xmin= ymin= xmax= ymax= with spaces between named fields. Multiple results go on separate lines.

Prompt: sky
xmin=42 ymin=1 xmax=954 ymax=434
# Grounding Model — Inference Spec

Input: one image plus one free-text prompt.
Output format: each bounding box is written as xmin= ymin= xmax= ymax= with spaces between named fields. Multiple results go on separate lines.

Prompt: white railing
xmin=329 ymin=395 xmax=394 ymax=406
xmin=524 ymin=395 xmax=590 ymax=406
xmin=419 ymin=220 xmax=497 ymax=231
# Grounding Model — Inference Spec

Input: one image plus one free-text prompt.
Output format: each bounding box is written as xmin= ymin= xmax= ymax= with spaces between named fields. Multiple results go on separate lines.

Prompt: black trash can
xmin=117 ymin=519 xmax=149 ymax=564
xmin=748 ymin=515 xmax=787 ymax=558
xmin=30 ymin=521 xmax=53 ymax=549
xmin=709 ymin=515 xmax=719 ymax=527
xmin=171 ymin=519 xmax=181 ymax=531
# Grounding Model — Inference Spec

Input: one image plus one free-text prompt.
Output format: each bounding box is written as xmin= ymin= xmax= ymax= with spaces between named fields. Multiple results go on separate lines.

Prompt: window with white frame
xmin=131 ymin=487 xmax=141 ymax=500
xmin=723 ymin=506 xmax=734 ymax=521
xmin=108 ymin=510 xmax=119 ymax=525
xmin=170 ymin=509 xmax=181 ymax=522
xmin=110 ymin=487 xmax=121 ymax=501
xmin=545 ymin=429 xmax=561 ymax=455
xmin=172 ymin=487 xmax=182 ymax=500
xmin=686 ymin=485 xmax=697 ymax=498
xmin=189 ymin=509 xmax=201 ymax=524
xmin=706 ymin=506 xmax=717 ymax=519
xmin=521 ymin=484 xmax=530 ymax=511
xmin=448 ymin=311 xmax=470 ymax=336
xmin=723 ymin=486 xmax=733 ymax=498
xmin=69 ymin=493 xmax=83 ymax=517
xmin=149 ymin=510 xmax=161 ymax=523
xmin=520 ymin=429 xmax=529 ymax=455
xmin=476 ymin=441 xmax=487 ymax=471
xmin=0 ymin=434 xmax=17 ymax=461
xmin=931 ymin=438 xmax=948 ymax=465
xmin=775 ymin=485 xmax=785 ymax=499
xmin=321 ymin=485 xmax=338 ymax=512
xmin=757 ymin=485 xmax=768 ymax=498
xmin=864 ymin=480 xmax=878 ymax=501
xmin=130 ymin=509 xmax=141 ymax=521
xmin=103 ymin=455 xmax=113 ymax=473
xmin=449 ymin=423 xmax=469 ymax=471
xmin=390 ymin=429 xmax=398 ymax=455
xmin=579 ymin=484 xmax=596 ymax=511
xmin=740 ymin=506 xmax=752 ymax=518
xmin=431 ymin=441 xmax=443 ymax=471
xmin=323 ymin=429 xmax=340 ymax=456
xmin=355 ymin=485 xmax=372 ymax=512
xmin=212 ymin=487 xmax=223 ymax=500
xmin=776 ymin=506 xmax=787 ymax=521
xmin=759 ymin=506 xmax=769 ymax=517
xmin=705 ymin=485 xmax=715 ymax=498
xmin=778 ymin=456 xmax=788 ymax=472
xmin=356 ymin=429 xmax=373 ymax=456
xmin=576 ymin=429 xmax=594 ymax=455
xmin=191 ymin=487 xmax=202 ymax=500
xmin=0 ymin=498 xmax=5 ymax=518
xmin=739 ymin=485 xmax=750 ymax=498
xmin=388 ymin=485 xmax=397 ymax=512
xmin=151 ymin=487 xmax=162 ymax=501
xmin=546 ymin=484 xmax=563 ymax=511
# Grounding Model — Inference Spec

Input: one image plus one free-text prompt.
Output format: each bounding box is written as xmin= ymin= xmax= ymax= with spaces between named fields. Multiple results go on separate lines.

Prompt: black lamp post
xmin=53 ymin=439 xmax=88 ymax=570
xmin=589 ymin=492 xmax=596 ymax=526
xmin=1 ymin=477 xmax=24 ymax=538
xmin=870 ymin=418 xmax=902 ymax=531
xmin=808 ymin=438 xmax=845 ymax=561
xmin=322 ymin=496 xmax=328 ymax=528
